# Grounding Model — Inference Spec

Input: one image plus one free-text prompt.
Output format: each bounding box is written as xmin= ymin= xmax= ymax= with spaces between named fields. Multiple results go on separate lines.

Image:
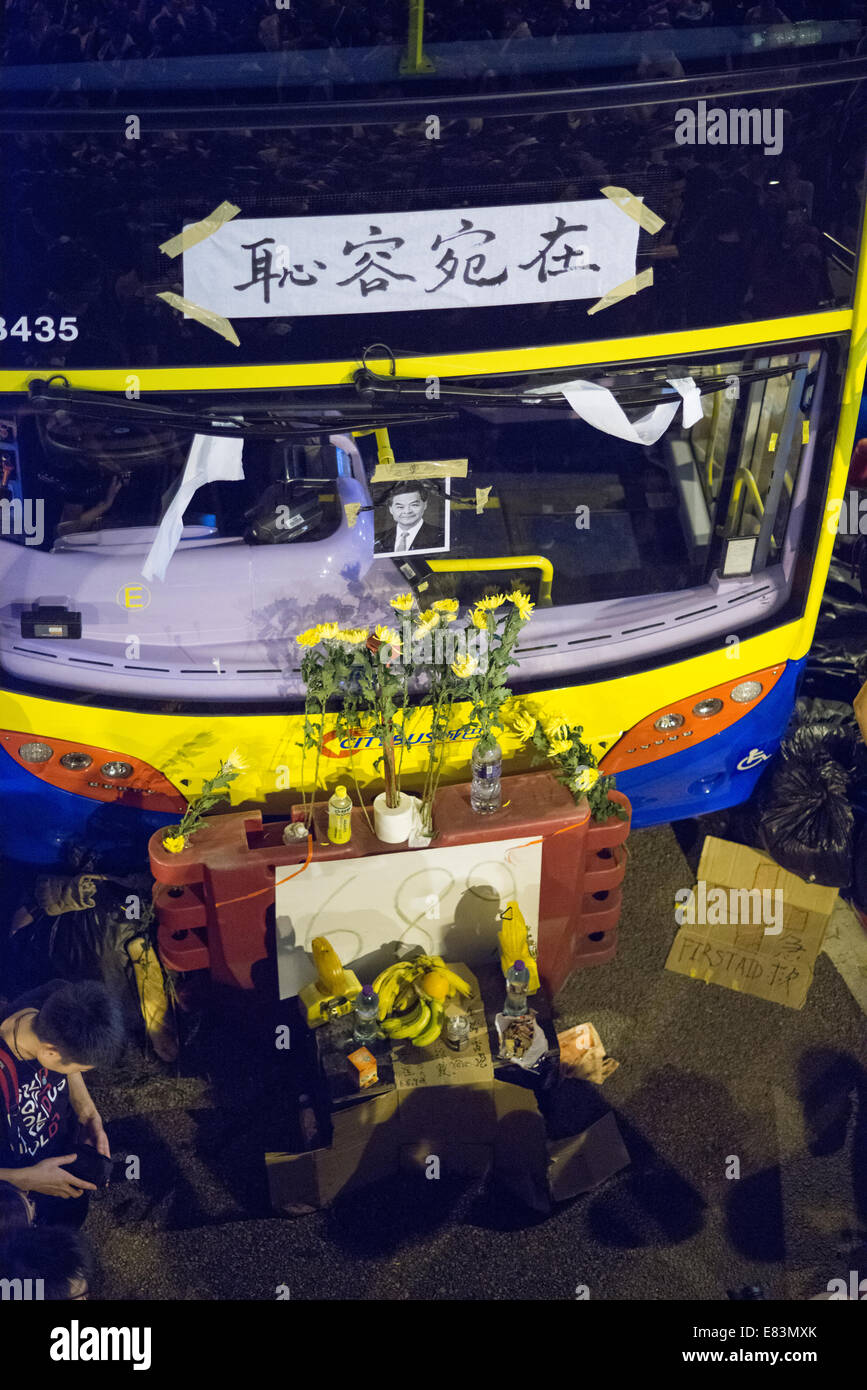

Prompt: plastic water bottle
xmin=471 ymin=739 xmax=502 ymax=814
xmin=504 ymin=960 xmax=531 ymax=1017
xmin=352 ymin=985 xmax=379 ymax=1043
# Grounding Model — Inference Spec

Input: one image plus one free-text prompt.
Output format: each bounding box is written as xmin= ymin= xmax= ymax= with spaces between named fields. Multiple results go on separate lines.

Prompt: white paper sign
xmin=275 ymin=836 xmax=542 ymax=998
xmin=183 ymin=200 xmax=640 ymax=318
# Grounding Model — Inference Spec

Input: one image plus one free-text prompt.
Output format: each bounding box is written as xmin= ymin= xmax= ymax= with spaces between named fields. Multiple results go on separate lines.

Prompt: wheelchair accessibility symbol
xmin=736 ymin=747 xmax=772 ymax=772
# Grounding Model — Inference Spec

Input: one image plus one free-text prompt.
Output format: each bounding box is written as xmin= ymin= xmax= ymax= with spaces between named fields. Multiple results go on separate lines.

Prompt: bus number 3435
xmin=0 ymin=316 xmax=79 ymax=342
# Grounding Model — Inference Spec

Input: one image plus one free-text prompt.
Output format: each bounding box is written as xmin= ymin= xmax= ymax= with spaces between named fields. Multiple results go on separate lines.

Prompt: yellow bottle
xmin=299 ymin=936 xmax=362 ymax=1028
xmin=328 ymin=784 xmax=352 ymax=845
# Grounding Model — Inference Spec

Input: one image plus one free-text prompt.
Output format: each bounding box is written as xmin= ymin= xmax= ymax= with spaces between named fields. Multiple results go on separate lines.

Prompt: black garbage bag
xmin=758 ymin=720 xmax=860 ymax=887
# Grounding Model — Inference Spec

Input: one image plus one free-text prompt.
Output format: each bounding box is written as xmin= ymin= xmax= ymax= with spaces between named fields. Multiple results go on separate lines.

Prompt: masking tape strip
xmin=370 ymin=458 xmax=468 ymax=483
xmin=475 ymin=485 xmax=492 ymax=515
xmin=600 ymin=186 xmax=665 ymax=236
xmin=156 ymin=292 xmax=240 ymax=347
xmin=587 ymin=268 xmax=654 ymax=317
xmin=344 ymin=502 xmax=368 ymax=528
xmin=159 ymin=201 xmax=241 ymax=259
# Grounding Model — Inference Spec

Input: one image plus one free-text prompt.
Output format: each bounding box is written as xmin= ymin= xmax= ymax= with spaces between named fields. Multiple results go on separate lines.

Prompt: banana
xmin=380 ymin=965 xmax=417 ymax=1013
xmin=373 ymin=960 xmax=409 ymax=992
xmin=389 ymin=999 xmax=431 ymax=1039
xmin=382 ymin=998 xmax=424 ymax=1035
xmin=377 ymin=977 xmax=401 ymax=1021
xmin=411 ymin=1002 xmax=444 ymax=1048
xmin=392 ymin=981 xmax=417 ymax=1013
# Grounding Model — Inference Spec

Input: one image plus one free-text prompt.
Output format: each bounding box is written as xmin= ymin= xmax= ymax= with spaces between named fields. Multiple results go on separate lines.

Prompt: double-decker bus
xmin=1 ymin=1 xmax=866 ymax=865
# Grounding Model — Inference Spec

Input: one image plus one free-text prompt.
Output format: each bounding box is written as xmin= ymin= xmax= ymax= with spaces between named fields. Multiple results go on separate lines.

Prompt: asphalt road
xmin=84 ymin=820 xmax=867 ymax=1301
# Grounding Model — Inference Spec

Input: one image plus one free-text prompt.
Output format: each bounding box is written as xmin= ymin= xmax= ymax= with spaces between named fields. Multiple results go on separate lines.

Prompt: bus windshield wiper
xmin=25 ymin=377 xmax=457 ymax=439
xmin=353 ymin=362 xmax=802 ymax=412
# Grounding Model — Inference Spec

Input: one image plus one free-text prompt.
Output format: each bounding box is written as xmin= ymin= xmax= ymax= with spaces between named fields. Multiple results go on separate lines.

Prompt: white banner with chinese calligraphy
xmin=181 ymin=200 xmax=640 ymax=317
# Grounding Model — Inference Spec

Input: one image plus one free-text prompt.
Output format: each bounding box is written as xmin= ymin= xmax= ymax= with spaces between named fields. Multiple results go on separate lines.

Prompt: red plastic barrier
xmin=149 ymin=774 xmax=631 ymax=996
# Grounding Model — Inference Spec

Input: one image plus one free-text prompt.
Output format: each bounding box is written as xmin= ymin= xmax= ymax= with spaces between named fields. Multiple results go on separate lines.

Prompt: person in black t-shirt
xmin=0 ymin=980 xmax=123 ymax=1229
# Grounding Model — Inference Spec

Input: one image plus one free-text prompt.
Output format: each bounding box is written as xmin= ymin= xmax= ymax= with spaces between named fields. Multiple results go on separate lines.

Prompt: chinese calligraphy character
xmin=425 ymin=218 xmax=508 ymax=294
xmin=234 ymin=237 xmax=326 ymax=304
xmin=337 ymin=225 xmax=416 ymax=297
xmin=518 ymin=216 xmax=599 ymax=283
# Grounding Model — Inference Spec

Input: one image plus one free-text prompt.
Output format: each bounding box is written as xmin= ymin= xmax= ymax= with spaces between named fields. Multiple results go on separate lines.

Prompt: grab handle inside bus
xmin=427 ymin=555 xmax=554 ymax=607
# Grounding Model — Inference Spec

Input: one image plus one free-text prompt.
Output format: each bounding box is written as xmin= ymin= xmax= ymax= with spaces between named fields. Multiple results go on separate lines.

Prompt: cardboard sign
xmin=664 ymin=837 xmax=838 ymax=1010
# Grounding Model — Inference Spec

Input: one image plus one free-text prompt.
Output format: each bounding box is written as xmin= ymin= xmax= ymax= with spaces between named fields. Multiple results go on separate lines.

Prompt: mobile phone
xmin=65 ymin=1144 xmax=114 ymax=1190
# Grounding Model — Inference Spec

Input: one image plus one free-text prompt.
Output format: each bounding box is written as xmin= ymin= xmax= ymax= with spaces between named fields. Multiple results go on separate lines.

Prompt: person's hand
xmin=855 ymin=679 xmax=867 ymax=746
xmin=24 ymin=1155 xmax=98 ymax=1199
xmin=78 ymin=1110 xmax=111 ymax=1159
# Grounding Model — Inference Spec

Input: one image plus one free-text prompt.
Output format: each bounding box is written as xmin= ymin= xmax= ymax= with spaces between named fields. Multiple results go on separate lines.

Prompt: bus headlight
xmin=731 ymin=681 xmax=763 ymax=703
xmin=60 ymin=751 xmax=93 ymax=770
xmin=654 ymin=713 xmax=684 ymax=730
xmin=19 ymin=741 xmax=53 ymax=762
xmin=2 ymin=730 xmax=186 ymax=812
xmin=100 ymin=761 xmax=134 ymax=779
xmin=692 ymin=698 xmax=724 ymax=717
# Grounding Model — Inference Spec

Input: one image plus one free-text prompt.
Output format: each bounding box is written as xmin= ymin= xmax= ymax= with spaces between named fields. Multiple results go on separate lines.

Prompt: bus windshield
xmin=1 ymin=75 xmax=864 ymax=368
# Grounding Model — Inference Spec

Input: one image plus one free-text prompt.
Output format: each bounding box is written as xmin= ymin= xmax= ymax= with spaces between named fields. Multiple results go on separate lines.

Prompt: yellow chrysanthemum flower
xmin=374 ymin=624 xmax=401 ymax=647
xmin=547 ymin=737 xmax=573 ymax=757
xmin=512 ymin=596 xmax=535 ymax=621
xmin=544 ymin=719 xmax=571 ymax=743
xmin=477 ymin=593 xmax=506 ymax=611
xmin=432 ymin=598 xmax=459 ymax=614
xmin=295 ymin=625 xmax=324 ymax=647
xmin=412 ymin=610 xmax=440 ymax=640
xmin=337 ymin=628 xmax=369 ymax=645
xmin=575 ymin=767 xmax=600 ymax=793
xmin=318 ymin=622 xmax=340 ymax=640
xmin=162 ymin=834 xmax=186 ymax=854
xmin=451 ymin=654 xmax=479 ymax=679
xmin=223 ymin=748 xmax=248 ymax=772
xmin=510 ymin=711 xmax=538 ymax=740
xmin=390 ymin=593 xmax=415 ymax=612
xmin=471 ymin=608 xmax=489 ymax=631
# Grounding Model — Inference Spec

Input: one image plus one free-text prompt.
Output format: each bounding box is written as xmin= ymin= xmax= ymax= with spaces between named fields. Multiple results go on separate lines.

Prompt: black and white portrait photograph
xmin=372 ymin=478 xmax=451 ymax=557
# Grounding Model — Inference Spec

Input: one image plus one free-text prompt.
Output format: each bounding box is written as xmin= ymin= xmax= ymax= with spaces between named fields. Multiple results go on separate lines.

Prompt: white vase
xmin=373 ymin=791 xmax=416 ymax=844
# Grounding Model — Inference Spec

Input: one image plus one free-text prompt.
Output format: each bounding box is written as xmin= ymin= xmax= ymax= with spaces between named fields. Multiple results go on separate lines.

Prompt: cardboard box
xmin=266 ymin=964 xmax=631 ymax=1212
xmin=664 ymin=837 xmax=838 ymax=1009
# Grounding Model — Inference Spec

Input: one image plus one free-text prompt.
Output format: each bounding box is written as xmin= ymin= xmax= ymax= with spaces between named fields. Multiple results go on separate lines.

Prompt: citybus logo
xmin=320 ymin=724 xmax=481 ymax=759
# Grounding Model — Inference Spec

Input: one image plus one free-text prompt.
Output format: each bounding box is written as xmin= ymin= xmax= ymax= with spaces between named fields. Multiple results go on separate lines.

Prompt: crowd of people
xmin=2 ymin=0 xmax=865 ymax=67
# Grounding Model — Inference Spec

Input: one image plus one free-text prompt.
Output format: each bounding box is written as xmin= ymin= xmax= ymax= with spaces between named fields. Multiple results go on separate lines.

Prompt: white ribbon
xmin=141 ymin=430 xmax=244 ymax=582
xmin=530 ymin=376 xmax=704 ymax=445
